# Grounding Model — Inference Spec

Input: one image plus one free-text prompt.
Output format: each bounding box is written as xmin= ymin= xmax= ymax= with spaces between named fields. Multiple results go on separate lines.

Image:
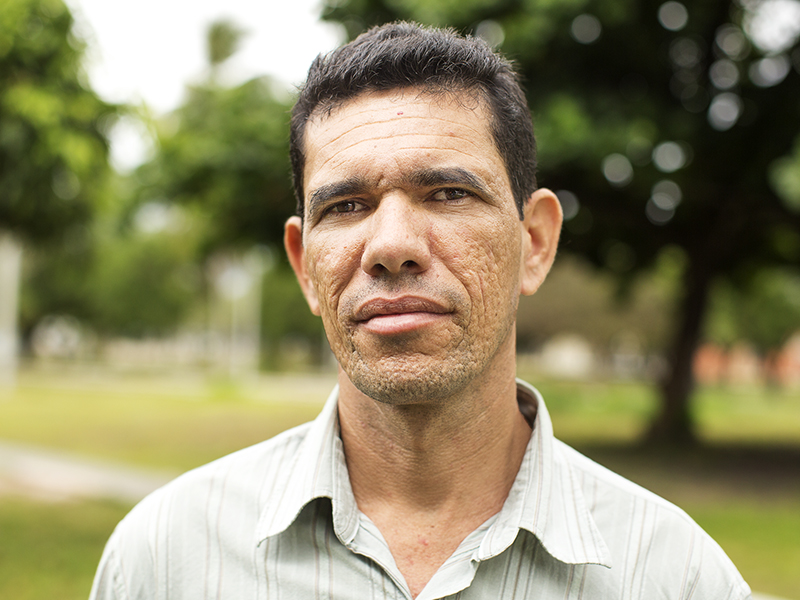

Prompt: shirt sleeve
xmin=88 ymin=503 xmax=161 ymax=600
xmin=89 ymin=529 xmax=128 ymax=600
xmin=681 ymin=531 xmax=752 ymax=600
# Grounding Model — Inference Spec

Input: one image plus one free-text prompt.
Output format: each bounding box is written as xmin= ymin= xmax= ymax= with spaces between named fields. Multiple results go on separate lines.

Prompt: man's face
xmin=286 ymin=88 xmax=552 ymax=404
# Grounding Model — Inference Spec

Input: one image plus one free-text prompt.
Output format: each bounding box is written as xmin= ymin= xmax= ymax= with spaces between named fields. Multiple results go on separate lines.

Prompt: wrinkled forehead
xmin=305 ymin=86 xmax=492 ymax=149
xmin=302 ymin=88 xmax=499 ymax=186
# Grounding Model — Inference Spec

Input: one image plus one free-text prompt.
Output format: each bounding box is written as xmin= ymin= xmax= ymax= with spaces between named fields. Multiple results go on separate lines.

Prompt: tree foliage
xmin=261 ymin=265 xmax=326 ymax=367
xmin=20 ymin=182 xmax=205 ymax=341
xmin=207 ymin=19 xmax=247 ymax=68
xmin=0 ymin=0 xmax=115 ymax=243
xmin=517 ymin=253 xmax=679 ymax=354
xmin=126 ymin=20 xmax=319 ymax=350
xmin=320 ymin=0 xmax=800 ymax=442
xmin=132 ymin=77 xmax=295 ymax=254
xmin=706 ymin=268 xmax=800 ymax=353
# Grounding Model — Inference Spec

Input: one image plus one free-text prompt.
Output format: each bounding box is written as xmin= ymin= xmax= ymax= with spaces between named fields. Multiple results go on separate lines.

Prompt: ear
xmin=519 ymin=188 xmax=563 ymax=296
xmin=284 ymin=216 xmax=321 ymax=315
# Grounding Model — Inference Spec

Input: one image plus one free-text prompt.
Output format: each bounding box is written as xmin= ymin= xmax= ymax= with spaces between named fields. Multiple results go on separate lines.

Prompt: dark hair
xmin=290 ymin=22 xmax=537 ymax=219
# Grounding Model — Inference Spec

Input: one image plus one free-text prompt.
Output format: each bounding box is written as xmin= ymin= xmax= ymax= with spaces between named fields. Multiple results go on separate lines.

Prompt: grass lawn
xmin=0 ymin=366 xmax=331 ymax=472
xmin=0 ymin=497 xmax=130 ymax=600
xmin=1 ymin=366 xmax=798 ymax=599
xmin=690 ymin=503 xmax=800 ymax=598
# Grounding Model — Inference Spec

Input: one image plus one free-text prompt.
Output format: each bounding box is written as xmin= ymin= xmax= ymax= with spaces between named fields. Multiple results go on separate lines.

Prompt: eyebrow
xmin=407 ymin=167 xmax=490 ymax=196
xmin=305 ymin=167 xmax=493 ymax=221
xmin=307 ymin=177 xmax=370 ymax=221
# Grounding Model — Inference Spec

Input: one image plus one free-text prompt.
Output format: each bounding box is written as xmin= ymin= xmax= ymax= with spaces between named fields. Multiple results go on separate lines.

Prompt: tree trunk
xmin=647 ymin=260 xmax=713 ymax=445
xmin=0 ymin=231 xmax=23 ymax=389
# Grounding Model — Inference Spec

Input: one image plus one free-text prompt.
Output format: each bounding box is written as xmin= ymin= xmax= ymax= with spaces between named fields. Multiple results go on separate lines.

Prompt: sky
xmin=65 ymin=0 xmax=343 ymax=168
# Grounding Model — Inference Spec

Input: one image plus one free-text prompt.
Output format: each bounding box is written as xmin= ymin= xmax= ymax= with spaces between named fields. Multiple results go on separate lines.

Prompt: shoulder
xmin=554 ymin=439 xmax=686 ymax=513
xmin=129 ymin=419 xmax=313 ymax=527
xmin=90 ymin=421 xmax=316 ymax=600
xmin=554 ymin=440 xmax=752 ymax=599
xmin=152 ymin=419 xmax=309 ymax=496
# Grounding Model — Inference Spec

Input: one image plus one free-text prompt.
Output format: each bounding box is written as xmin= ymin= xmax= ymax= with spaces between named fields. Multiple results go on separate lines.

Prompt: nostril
xmin=360 ymin=202 xmax=432 ymax=274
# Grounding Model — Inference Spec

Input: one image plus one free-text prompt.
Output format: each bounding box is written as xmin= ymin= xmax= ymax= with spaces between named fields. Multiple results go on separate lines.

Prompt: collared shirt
xmin=90 ymin=380 xmax=751 ymax=600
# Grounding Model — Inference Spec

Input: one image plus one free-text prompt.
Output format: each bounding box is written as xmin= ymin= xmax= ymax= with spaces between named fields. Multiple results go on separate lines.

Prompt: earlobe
xmin=519 ymin=188 xmax=563 ymax=296
xmin=284 ymin=216 xmax=321 ymax=315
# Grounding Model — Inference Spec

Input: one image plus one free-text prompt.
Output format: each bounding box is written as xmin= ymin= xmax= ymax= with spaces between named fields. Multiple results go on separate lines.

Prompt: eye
xmin=326 ymin=200 xmax=362 ymax=214
xmin=431 ymin=188 xmax=471 ymax=203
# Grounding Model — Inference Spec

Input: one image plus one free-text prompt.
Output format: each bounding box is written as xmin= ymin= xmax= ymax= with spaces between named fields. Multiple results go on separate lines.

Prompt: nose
xmin=361 ymin=195 xmax=431 ymax=276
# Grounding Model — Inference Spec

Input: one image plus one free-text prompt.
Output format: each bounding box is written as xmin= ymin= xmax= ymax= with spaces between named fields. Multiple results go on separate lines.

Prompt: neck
xmin=338 ymin=375 xmax=529 ymax=508
xmin=336 ymin=340 xmax=531 ymax=597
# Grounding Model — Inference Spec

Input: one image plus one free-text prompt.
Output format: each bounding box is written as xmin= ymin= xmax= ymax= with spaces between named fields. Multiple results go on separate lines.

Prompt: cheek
xmin=306 ymin=239 xmax=358 ymax=316
xmin=437 ymin=221 xmax=521 ymax=317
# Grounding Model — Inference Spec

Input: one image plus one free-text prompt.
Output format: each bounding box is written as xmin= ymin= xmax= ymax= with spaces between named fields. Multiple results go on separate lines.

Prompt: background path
xmin=0 ymin=440 xmax=175 ymax=503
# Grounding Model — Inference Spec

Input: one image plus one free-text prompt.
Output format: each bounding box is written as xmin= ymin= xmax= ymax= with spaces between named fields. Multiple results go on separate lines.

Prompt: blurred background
xmin=0 ymin=0 xmax=799 ymax=598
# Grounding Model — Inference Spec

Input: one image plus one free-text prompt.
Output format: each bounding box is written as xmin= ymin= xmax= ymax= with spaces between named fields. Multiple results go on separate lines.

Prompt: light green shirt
xmin=90 ymin=380 xmax=751 ymax=599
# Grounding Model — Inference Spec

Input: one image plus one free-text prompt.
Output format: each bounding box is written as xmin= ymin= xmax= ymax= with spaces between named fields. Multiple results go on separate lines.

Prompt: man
xmin=90 ymin=23 xmax=751 ymax=599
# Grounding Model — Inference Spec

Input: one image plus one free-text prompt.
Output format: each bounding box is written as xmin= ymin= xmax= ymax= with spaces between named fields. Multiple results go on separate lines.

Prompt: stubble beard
xmin=334 ymin=314 xmax=516 ymax=407
xmin=344 ymin=351 xmax=476 ymax=405
xmin=326 ymin=273 xmax=519 ymax=406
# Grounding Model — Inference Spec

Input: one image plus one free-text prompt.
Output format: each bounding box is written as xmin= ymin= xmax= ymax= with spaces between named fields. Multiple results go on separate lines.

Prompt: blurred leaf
xmin=0 ymin=0 xmax=117 ymax=243
xmin=707 ymin=269 xmax=800 ymax=352
xmin=770 ymin=146 xmax=800 ymax=213
xmin=207 ymin=19 xmax=247 ymax=67
xmin=134 ymin=76 xmax=295 ymax=254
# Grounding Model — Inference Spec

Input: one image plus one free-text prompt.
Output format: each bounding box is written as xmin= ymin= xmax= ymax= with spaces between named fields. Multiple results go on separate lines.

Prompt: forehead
xmin=302 ymin=88 xmax=506 ymax=200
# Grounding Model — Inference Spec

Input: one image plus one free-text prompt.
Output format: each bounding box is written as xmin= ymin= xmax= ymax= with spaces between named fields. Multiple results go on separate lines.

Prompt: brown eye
xmin=332 ymin=201 xmax=358 ymax=213
xmin=432 ymin=188 xmax=470 ymax=202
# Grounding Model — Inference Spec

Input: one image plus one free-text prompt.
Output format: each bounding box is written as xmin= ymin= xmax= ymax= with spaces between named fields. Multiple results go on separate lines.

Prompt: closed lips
xmin=353 ymin=297 xmax=451 ymax=321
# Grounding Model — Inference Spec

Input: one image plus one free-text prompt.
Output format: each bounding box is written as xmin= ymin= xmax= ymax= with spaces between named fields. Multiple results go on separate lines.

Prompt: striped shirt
xmin=90 ymin=380 xmax=751 ymax=600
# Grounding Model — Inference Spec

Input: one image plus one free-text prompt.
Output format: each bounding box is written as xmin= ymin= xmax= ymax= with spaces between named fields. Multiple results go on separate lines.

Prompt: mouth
xmin=353 ymin=296 xmax=452 ymax=335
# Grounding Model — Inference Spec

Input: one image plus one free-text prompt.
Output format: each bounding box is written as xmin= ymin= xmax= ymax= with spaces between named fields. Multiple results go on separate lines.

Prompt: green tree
xmin=706 ymin=268 xmax=800 ymax=355
xmin=261 ymin=265 xmax=329 ymax=368
xmin=132 ymin=78 xmax=295 ymax=255
xmin=131 ymin=20 xmax=322 ymax=360
xmin=207 ymin=19 xmax=247 ymax=71
xmin=19 ymin=182 xmax=205 ymax=342
xmin=87 ymin=230 xmax=202 ymax=338
xmin=0 ymin=0 xmax=116 ymax=375
xmin=320 ymin=0 xmax=800 ymax=443
xmin=517 ymin=253 xmax=678 ymax=355
xmin=0 ymin=0 xmax=115 ymax=242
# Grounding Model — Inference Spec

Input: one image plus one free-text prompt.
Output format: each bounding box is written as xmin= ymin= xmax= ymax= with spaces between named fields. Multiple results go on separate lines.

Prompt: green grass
xmin=696 ymin=384 xmax=800 ymax=443
xmin=0 ymin=497 xmax=130 ymax=600
xmin=529 ymin=376 xmax=800 ymax=445
xmin=689 ymin=503 xmax=800 ymax=599
xmin=1 ymin=367 xmax=799 ymax=599
xmin=0 ymin=367 xmax=331 ymax=471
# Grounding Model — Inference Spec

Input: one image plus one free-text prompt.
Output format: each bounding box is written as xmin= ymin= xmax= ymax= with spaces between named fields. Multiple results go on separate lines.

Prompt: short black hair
xmin=290 ymin=21 xmax=537 ymax=219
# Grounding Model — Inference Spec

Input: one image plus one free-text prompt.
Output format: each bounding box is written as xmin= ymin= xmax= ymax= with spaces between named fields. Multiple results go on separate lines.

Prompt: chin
xmin=344 ymin=353 xmax=479 ymax=405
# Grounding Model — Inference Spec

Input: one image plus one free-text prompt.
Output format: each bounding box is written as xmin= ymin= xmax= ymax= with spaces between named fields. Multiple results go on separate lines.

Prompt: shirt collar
xmin=256 ymin=384 xmax=360 ymax=545
xmin=256 ymin=380 xmax=611 ymax=568
xmin=480 ymin=380 xmax=612 ymax=567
